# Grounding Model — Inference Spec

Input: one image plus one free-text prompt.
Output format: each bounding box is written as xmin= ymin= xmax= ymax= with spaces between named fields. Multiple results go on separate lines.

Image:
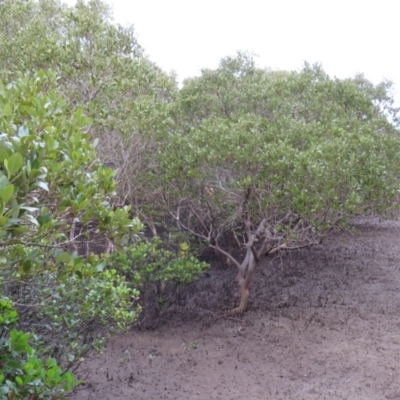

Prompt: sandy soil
xmin=70 ymin=215 xmax=400 ymax=400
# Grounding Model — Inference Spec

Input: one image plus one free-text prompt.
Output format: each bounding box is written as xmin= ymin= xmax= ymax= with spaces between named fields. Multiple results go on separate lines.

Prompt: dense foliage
xmin=1 ymin=298 xmax=76 ymax=399
xmin=108 ymin=238 xmax=208 ymax=328
xmin=1 ymin=0 xmax=400 ymax=398
xmin=0 ymin=0 xmax=176 ymax=209
xmin=0 ymin=2 xmax=206 ymax=397
xmin=153 ymin=53 xmax=400 ymax=311
xmin=0 ymin=71 xmax=141 ymax=399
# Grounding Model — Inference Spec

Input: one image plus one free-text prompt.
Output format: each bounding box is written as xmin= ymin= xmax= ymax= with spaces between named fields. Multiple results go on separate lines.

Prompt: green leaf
xmin=37 ymin=213 xmax=51 ymax=226
xmin=56 ymin=251 xmax=71 ymax=263
xmin=0 ymin=175 xmax=10 ymax=192
xmin=3 ymin=103 xmax=11 ymax=117
xmin=22 ymin=260 xmax=32 ymax=273
xmin=180 ymin=242 xmax=190 ymax=251
xmin=15 ymin=376 xmax=23 ymax=386
xmin=12 ymin=226 xmax=29 ymax=234
xmin=47 ymin=368 xmax=55 ymax=379
xmin=0 ymin=149 xmax=9 ymax=162
xmin=29 ymin=169 xmax=45 ymax=180
xmin=32 ymin=159 xmax=40 ymax=169
xmin=95 ymin=261 xmax=106 ymax=272
xmin=76 ymin=193 xmax=86 ymax=204
xmin=5 ymin=153 xmax=23 ymax=176
xmin=0 ymin=184 xmax=14 ymax=203
xmin=10 ymin=198 xmax=19 ymax=218
xmin=59 ymin=199 xmax=71 ymax=208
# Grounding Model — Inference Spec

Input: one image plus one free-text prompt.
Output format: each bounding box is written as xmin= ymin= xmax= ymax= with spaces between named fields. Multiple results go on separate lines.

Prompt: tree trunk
xmin=235 ymin=248 xmax=258 ymax=312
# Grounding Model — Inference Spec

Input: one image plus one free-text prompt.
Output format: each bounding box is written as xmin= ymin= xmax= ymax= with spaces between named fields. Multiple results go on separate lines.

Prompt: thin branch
xmin=0 ymin=241 xmax=66 ymax=249
xmin=169 ymin=212 xmax=210 ymax=241
xmin=265 ymin=240 xmax=320 ymax=256
xmin=209 ymin=244 xmax=242 ymax=270
xmin=213 ymin=172 xmax=241 ymax=199
xmin=12 ymin=302 xmax=46 ymax=307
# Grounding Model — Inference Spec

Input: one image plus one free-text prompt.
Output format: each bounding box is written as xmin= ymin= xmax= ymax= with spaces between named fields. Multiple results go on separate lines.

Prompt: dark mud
xmin=71 ymin=215 xmax=400 ymax=400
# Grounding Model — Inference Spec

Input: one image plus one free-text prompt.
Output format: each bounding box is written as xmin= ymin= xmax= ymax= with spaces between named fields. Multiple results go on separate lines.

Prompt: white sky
xmin=65 ymin=0 xmax=400 ymax=105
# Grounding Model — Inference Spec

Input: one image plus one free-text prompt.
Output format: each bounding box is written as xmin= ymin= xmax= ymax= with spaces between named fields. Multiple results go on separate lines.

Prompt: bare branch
xmin=212 ymin=171 xmax=241 ymax=199
xmin=266 ymin=242 xmax=288 ymax=255
xmin=265 ymin=240 xmax=321 ymax=256
xmin=209 ymin=243 xmax=242 ymax=270
xmin=169 ymin=212 xmax=210 ymax=241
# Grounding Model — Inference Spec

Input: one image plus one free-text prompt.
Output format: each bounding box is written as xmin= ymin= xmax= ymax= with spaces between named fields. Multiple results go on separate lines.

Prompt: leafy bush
xmin=109 ymin=237 xmax=209 ymax=327
xmin=113 ymin=238 xmax=208 ymax=284
xmin=154 ymin=55 xmax=400 ymax=311
xmin=0 ymin=71 xmax=142 ymax=396
xmin=0 ymin=298 xmax=77 ymax=400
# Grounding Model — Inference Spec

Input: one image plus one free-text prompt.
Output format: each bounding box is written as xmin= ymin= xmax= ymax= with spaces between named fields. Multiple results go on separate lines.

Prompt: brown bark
xmin=238 ymin=285 xmax=249 ymax=312
xmin=233 ymin=248 xmax=257 ymax=313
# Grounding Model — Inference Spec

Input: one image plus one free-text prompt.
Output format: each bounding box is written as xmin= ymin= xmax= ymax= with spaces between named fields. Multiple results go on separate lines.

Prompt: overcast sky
xmin=65 ymin=0 xmax=399 ymax=105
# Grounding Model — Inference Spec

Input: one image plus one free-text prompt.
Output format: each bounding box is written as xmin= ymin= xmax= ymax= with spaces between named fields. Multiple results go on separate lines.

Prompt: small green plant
xmin=182 ymin=340 xmax=198 ymax=352
xmin=108 ymin=237 xmax=209 ymax=327
xmin=0 ymin=298 xmax=78 ymax=400
xmin=110 ymin=237 xmax=209 ymax=286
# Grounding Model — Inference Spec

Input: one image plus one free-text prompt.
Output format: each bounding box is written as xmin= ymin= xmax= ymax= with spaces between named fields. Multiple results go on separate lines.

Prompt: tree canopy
xmin=152 ymin=53 xmax=400 ymax=311
xmin=0 ymin=0 xmax=176 ymax=206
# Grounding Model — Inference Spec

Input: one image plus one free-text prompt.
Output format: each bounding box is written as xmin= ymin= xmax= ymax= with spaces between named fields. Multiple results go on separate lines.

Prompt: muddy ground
xmin=70 ymin=215 xmax=400 ymax=400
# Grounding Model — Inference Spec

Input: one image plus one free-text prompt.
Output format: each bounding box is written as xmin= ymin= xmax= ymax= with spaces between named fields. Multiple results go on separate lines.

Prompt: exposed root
xmin=225 ymin=286 xmax=249 ymax=316
xmin=225 ymin=306 xmax=245 ymax=317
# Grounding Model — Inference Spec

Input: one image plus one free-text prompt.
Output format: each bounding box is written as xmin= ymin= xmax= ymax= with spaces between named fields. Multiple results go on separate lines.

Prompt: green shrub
xmin=109 ymin=237 xmax=209 ymax=327
xmin=0 ymin=71 xmax=141 ymax=391
xmin=0 ymin=298 xmax=77 ymax=400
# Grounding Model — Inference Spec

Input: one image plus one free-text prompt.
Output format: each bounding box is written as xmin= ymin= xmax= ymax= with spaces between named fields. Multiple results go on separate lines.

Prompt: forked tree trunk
xmin=235 ymin=247 xmax=258 ymax=312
